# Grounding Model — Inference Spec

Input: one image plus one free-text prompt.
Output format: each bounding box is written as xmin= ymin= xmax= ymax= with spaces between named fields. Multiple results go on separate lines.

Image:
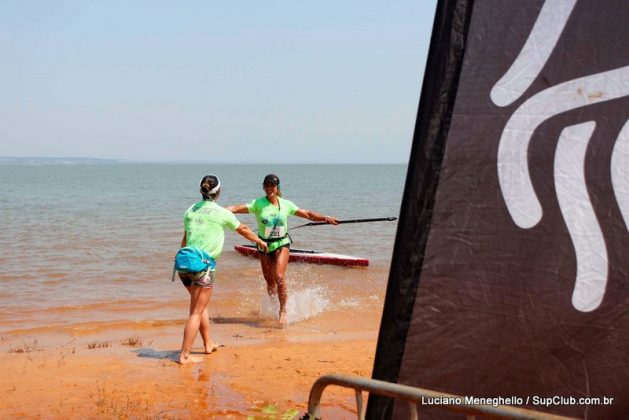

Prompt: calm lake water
xmin=0 ymin=164 xmax=406 ymax=334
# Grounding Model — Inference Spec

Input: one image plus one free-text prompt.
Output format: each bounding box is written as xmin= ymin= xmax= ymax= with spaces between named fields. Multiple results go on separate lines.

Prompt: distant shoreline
xmin=0 ymin=157 xmax=406 ymax=165
xmin=0 ymin=156 xmax=127 ymax=165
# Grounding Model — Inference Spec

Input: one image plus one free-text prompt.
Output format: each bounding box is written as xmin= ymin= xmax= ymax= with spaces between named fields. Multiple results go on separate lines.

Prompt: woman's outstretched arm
xmin=236 ymin=224 xmax=269 ymax=253
xmin=226 ymin=204 xmax=249 ymax=214
xmin=294 ymin=209 xmax=339 ymax=224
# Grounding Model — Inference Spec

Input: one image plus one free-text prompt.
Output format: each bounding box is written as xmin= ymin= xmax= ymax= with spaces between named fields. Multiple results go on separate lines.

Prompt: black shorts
xmin=178 ymin=270 xmax=216 ymax=288
xmin=265 ymin=243 xmax=290 ymax=256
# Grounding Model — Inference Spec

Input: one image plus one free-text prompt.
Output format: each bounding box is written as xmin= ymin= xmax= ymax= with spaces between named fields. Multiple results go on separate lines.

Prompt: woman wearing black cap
xmin=227 ymin=174 xmax=338 ymax=324
xmin=177 ymin=175 xmax=268 ymax=364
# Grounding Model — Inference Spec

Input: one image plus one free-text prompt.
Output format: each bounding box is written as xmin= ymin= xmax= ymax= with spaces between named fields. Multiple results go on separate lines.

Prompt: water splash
xmin=258 ymin=285 xmax=330 ymax=324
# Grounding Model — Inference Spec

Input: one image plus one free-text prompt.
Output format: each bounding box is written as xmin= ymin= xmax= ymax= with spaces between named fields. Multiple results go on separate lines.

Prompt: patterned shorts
xmin=178 ymin=270 xmax=216 ymax=288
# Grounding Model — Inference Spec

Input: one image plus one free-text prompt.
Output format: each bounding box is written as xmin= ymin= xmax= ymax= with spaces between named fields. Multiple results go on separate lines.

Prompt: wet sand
xmin=0 ymin=302 xmax=381 ymax=418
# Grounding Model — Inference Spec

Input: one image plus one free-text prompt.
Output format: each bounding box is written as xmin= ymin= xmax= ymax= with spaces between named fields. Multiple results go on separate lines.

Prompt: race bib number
xmin=265 ymin=225 xmax=286 ymax=239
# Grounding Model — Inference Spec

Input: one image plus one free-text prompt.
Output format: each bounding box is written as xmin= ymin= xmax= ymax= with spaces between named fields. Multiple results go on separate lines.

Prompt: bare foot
xmin=178 ymin=353 xmax=203 ymax=364
xmin=278 ymin=310 xmax=288 ymax=325
xmin=204 ymin=343 xmax=222 ymax=354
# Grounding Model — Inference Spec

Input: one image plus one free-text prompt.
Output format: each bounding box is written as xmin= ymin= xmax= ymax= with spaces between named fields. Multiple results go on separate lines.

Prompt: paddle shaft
xmin=292 ymin=217 xmax=397 ymax=229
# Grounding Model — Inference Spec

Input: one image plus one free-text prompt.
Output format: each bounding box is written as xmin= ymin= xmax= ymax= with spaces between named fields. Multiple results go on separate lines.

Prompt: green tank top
xmin=246 ymin=196 xmax=299 ymax=252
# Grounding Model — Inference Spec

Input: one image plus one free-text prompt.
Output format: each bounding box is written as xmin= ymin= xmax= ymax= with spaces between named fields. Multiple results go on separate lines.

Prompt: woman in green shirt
xmin=227 ymin=174 xmax=338 ymax=324
xmin=177 ymin=175 xmax=268 ymax=364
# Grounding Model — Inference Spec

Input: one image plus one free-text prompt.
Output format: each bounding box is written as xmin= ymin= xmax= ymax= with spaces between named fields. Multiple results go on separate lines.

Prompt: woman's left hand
xmin=324 ymin=216 xmax=339 ymax=225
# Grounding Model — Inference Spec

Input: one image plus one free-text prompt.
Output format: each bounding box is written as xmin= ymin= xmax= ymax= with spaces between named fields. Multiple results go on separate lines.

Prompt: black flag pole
xmin=292 ymin=217 xmax=397 ymax=230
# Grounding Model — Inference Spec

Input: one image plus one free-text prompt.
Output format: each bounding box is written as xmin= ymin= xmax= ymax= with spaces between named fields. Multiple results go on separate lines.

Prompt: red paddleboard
xmin=234 ymin=244 xmax=369 ymax=267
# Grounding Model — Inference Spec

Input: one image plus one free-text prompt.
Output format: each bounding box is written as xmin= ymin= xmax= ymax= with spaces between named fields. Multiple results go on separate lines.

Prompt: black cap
xmin=263 ymin=174 xmax=280 ymax=186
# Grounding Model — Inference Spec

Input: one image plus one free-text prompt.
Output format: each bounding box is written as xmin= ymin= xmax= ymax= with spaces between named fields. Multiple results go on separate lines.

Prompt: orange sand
xmin=0 ymin=321 xmax=378 ymax=418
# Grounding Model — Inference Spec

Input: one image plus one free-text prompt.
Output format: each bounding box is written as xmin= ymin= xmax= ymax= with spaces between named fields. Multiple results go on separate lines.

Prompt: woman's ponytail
xmin=199 ymin=175 xmax=221 ymax=200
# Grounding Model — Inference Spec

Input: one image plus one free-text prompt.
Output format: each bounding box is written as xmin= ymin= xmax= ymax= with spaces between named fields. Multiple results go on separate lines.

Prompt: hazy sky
xmin=0 ymin=1 xmax=436 ymax=163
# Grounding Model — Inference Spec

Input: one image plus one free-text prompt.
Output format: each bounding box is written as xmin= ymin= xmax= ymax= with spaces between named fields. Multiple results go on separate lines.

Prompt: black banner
xmin=369 ymin=0 xmax=629 ymax=418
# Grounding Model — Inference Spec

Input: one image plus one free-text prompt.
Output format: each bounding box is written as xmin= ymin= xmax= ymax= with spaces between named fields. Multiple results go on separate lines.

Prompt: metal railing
xmin=303 ymin=374 xmax=578 ymax=420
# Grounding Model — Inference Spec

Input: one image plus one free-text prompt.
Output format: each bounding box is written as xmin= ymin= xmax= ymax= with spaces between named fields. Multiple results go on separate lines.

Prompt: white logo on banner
xmin=490 ymin=0 xmax=629 ymax=312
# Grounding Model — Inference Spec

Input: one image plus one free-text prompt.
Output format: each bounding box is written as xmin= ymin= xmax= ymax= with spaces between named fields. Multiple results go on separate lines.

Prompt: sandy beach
xmin=0 ymin=297 xmax=381 ymax=419
xmin=0 ymin=223 xmax=392 ymax=419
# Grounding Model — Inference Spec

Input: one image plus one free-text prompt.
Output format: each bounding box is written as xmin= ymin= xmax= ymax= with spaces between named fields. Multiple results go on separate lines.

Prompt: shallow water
xmin=0 ymin=164 xmax=404 ymax=335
